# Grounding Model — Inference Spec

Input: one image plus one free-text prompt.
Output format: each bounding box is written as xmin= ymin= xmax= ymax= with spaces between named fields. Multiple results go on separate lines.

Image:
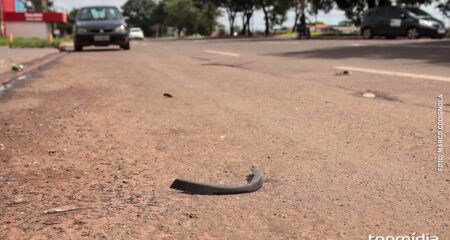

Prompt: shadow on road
xmin=71 ymin=48 xmax=121 ymax=53
xmin=271 ymin=40 xmax=450 ymax=65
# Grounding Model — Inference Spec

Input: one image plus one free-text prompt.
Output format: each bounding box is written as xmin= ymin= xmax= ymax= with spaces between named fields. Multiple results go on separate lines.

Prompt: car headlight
xmin=114 ymin=25 xmax=127 ymax=33
xmin=419 ymin=19 xmax=433 ymax=27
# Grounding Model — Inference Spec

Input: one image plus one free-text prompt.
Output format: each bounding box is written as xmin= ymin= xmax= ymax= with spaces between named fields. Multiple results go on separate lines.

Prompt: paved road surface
xmin=1 ymin=39 xmax=449 ymax=239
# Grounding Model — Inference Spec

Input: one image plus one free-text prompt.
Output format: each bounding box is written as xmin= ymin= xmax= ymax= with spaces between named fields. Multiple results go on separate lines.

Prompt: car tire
xmin=362 ymin=28 xmax=373 ymax=39
xmin=121 ymin=42 xmax=130 ymax=50
xmin=74 ymin=44 xmax=83 ymax=52
xmin=407 ymin=27 xmax=419 ymax=39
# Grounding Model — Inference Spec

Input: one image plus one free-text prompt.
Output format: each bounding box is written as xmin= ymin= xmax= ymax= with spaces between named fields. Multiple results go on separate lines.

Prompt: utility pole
xmin=0 ymin=0 xmax=4 ymax=36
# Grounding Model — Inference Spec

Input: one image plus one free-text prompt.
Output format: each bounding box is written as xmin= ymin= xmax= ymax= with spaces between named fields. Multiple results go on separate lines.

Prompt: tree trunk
xmin=241 ymin=14 xmax=247 ymax=35
xmin=367 ymin=0 xmax=376 ymax=8
xmin=245 ymin=11 xmax=253 ymax=36
xmin=261 ymin=5 xmax=270 ymax=36
xmin=227 ymin=10 xmax=236 ymax=36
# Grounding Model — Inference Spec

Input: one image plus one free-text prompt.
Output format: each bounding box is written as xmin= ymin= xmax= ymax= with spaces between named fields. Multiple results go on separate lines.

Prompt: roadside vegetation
xmin=0 ymin=37 xmax=61 ymax=48
xmin=0 ymin=38 xmax=8 ymax=47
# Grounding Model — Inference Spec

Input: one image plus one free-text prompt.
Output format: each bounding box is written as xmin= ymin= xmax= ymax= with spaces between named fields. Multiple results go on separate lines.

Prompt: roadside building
xmin=1 ymin=0 xmax=66 ymax=38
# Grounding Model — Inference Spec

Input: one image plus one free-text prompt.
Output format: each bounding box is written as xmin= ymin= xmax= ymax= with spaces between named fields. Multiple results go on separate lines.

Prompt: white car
xmin=129 ymin=28 xmax=144 ymax=40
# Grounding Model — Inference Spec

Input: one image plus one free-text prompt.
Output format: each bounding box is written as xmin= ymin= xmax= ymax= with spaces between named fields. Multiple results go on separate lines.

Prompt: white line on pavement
xmin=336 ymin=66 xmax=450 ymax=83
xmin=204 ymin=50 xmax=240 ymax=57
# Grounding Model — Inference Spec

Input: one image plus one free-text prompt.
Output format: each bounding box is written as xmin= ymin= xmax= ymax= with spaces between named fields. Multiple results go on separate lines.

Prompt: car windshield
xmin=78 ymin=7 xmax=122 ymax=21
xmin=131 ymin=29 xmax=141 ymax=32
xmin=406 ymin=8 xmax=432 ymax=18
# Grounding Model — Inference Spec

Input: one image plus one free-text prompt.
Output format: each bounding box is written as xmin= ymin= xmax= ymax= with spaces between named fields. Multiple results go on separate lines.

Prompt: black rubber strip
xmin=170 ymin=166 xmax=263 ymax=195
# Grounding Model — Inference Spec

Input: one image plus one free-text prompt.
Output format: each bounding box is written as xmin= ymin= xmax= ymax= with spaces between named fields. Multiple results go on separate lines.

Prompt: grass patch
xmin=1 ymin=37 xmax=61 ymax=48
xmin=275 ymin=31 xmax=297 ymax=39
xmin=0 ymin=37 xmax=8 ymax=46
xmin=275 ymin=31 xmax=359 ymax=39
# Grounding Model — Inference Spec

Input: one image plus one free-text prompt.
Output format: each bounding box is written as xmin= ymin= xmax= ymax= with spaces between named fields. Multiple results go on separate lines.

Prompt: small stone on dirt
xmin=9 ymin=198 xmax=27 ymax=206
xmin=47 ymin=150 xmax=56 ymax=155
xmin=184 ymin=212 xmax=197 ymax=219
xmin=45 ymin=205 xmax=81 ymax=214
xmin=74 ymin=219 xmax=88 ymax=225
xmin=362 ymin=92 xmax=376 ymax=98
xmin=336 ymin=70 xmax=351 ymax=76
xmin=42 ymin=217 xmax=61 ymax=225
xmin=163 ymin=93 xmax=173 ymax=98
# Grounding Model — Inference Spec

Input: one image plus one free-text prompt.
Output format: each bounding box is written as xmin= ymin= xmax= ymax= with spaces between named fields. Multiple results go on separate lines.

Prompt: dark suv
xmin=360 ymin=6 xmax=447 ymax=39
xmin=73 ymin=6 xmax=130 ymax=51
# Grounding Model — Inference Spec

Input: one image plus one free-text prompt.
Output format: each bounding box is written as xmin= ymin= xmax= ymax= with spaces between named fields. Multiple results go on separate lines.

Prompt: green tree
xmin=59 ymin=8 xmax=78 ymax=35
xmin=122 ymin=0 xmax=158 ymax=36
xmin=164 ymin=0 xmax=199 ymax=35
xmin=164 ymin=0 xmax=218 ymax=36
xmin=238 ymin=0 xmax=257 ymax=35
xmin=194 ymin=0 xmax=220 ymax=35
xmin=338 ymin=19 xmax=354 ymax=26
xmin=438 ymin=0 xmax=450 ymax=17
xmin=271 ymin=0 xmax=292 ymax=28
xmin=258 ymin=0 xmax=292 ymax=35
xmin=218 ymin=0 xmax=241 ymax=35
xmin=150 ymin=1 xmax=169 ymax=37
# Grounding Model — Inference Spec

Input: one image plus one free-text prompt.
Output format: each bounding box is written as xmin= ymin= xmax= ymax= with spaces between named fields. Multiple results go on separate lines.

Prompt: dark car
xmin=360 ymin=6 xmax=447 ymax=39
xmin=73 ymin=6 xmax=130 ymax=51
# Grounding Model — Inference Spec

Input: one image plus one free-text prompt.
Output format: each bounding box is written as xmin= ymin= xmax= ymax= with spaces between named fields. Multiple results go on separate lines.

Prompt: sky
xmin=53 ymin=0 xmax=449 ymax=30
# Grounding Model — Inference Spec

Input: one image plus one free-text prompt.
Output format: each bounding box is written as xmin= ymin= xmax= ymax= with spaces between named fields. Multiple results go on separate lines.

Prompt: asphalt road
xmin=1 ymin=38 xmax=449 ymax=239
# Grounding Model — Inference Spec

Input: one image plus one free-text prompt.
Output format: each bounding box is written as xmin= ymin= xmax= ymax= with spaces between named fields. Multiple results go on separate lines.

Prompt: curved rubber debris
xmin=170 ymin=166 xmax=263 ymax=195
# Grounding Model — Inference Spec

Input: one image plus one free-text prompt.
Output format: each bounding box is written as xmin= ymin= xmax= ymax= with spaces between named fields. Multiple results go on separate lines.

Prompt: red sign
xmin=3 ymin=12 xmax=67 ymax=23
xmin=2 ymin=0 xmax=15 ymax=12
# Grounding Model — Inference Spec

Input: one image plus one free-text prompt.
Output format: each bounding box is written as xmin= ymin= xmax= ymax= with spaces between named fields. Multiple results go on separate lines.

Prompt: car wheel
xmin=362 ymin=28 xmax=373 ymax=39
xmin=407 ymin=27 xmax=419 ymax=39
xmin=74 ymin=44 xmax=83 ymax=52
xmin=121 ymin=42 xmax=130 ymax=50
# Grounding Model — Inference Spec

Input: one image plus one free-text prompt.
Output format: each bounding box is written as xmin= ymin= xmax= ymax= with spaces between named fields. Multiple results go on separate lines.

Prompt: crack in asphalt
xmin=201 ymin=62 xmax=253 ymax=68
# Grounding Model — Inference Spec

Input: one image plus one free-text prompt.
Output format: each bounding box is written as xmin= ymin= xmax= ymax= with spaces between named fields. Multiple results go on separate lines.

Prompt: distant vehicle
xmin=73 ymin=6 xmax=130 ymax=51
xmin=360 ymin=6 xmax=447 ymax=39
xmin=129 ymin=28 xmax=145 ymax=40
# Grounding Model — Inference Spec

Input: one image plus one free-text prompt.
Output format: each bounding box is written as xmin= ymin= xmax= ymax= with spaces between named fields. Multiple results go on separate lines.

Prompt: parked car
xmin=129 ymin=28 xmax=145 ymax=40
xmin=73 ymin=6 xmax=130 ymax=51
xmin=360 ymin=6 xmax=447 ymax=39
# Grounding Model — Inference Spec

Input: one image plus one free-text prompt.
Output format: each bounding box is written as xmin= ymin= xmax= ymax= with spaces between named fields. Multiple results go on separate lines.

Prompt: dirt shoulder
xmin=0 ymin=42 xmax=449 ymax=239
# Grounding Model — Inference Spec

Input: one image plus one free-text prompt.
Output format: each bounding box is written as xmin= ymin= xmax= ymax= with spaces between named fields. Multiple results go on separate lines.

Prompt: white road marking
xmin=204 ymin=50 xmax=240 ymax=57
xmin=351 ymin=43 xmax=366 ymax=47
xmin=336 ymin=66 xmax=450 ymax=83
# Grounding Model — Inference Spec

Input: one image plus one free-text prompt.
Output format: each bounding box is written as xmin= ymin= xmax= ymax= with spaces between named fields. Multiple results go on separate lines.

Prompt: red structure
xmin=1 ymin=0 xmax=13 ymax=35
xmin=4 ymin=12 xmax=66 ymax=22
xmin=1 ymin=0 xmax=66 ymax=38
xmin=2 ymin=0 xmax=15 ymax=12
